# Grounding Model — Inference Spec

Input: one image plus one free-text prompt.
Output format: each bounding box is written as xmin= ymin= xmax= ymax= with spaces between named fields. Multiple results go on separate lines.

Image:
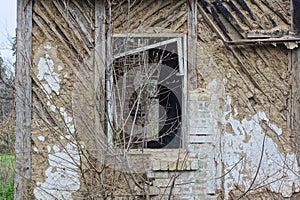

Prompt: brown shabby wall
xmin=30 ymin=0 xmax=188 ymax=199
xmin=197 ymin=0 xmax=292 ymax=154
xmin=108 ymin=0 xmax=298 ymax=198
xmin=110 ymin=0 xmax=231 ymax=199
xmin=28 ymin=0 xmax=298 ymax=199
xmin=110 ymin=0 xmax=296 ymax=198
xmin=30 ymin=0 xmax=104 ymax=199
xmin=109 ymin=1 xmax=217 ymax=199
xmin=112 ymin=0 xmax=187 ymax=33
xmin=197 ymin=0 xmax=299 ymax=199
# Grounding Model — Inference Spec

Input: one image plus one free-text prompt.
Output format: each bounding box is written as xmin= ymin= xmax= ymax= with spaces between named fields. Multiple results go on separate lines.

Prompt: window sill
xmin=127 ymin=148 xmax=198 ymax=171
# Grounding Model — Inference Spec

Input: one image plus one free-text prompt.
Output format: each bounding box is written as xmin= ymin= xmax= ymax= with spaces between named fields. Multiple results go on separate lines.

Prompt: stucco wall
xmin=197 ymin=8 xmax=300 ymax=198
xmin=28 ymin=0 xmax=300 ymax=199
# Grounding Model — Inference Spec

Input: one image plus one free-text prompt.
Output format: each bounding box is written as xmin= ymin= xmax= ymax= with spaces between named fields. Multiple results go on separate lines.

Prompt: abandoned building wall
xmin=110 ymin=1 xmax=214 ymax=199
xmin=30 ymin=0 xmax=103 ymax=199
xmin=112 ymin=0 xmax=188 ymax=34
xmin=197 ymin=27 xmax=300 ymax=199
xmin=197 ymin=0 xmax=300 ymax=199
xmin=110 ymin=0 xmax=300 ymax=199
xmin=25 ymin=0 xmax=300 ymax=199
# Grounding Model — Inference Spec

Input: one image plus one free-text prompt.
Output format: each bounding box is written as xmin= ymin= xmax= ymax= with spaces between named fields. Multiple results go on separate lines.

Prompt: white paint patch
xmin=44 ymin=44 xmax=51 ymax=51
xmin=41 ymin=84 xmax=52 ymax=96
xmin=58 ymin=65 xmax=63 ymax=71
xmin=257 ymin=112 xmax=282 ymax=136
xmin=34 ymin=142 xmax=80 ymax=200
xmin=37 ymin=136 xmax=45 ymax=142
xmin=59 ymin=135 xmax=72 ymax=140
xmin=50 ymin=105 xmax=56 ymax=112
xmin=59 ymin=107 xmax=75 ymax=134
xmin=37 ymin=45 xmax=61 ymax=95
xmin=53 ymin=145 xmax=60 ymax=153
xmin=34 ymin=44 xmax=80 ymax=199
xmin=46 ymin=101 xmax=56 ymax=112
xmin=223 ymin=95 xmax=300 ymax=198
xmin=66 ymin=135 xmax=72 ymax=140
xmin=47 ymin=146 xmax=51 ymax=153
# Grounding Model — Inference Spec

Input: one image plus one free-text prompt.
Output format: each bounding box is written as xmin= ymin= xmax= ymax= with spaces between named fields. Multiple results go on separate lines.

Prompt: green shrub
xmin=0 ymin=181 xmax=14 ymax=200
xmin=0 ymin=155 xmax=14 ymax=200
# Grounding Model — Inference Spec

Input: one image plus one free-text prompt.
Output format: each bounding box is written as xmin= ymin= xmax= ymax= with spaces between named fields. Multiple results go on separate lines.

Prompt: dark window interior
xmin=113 ymin=42 xmax=182 ymax=149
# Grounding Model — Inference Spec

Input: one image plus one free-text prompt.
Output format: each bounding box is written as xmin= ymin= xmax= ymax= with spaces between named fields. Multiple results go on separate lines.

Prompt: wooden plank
xmin=149 ymin=0 xmax=185 ymax=28
xmin=53 ymin=0 xmax=92 ymax=52
xmin=106 ymin=0 xmax=114 ymax=147
xmin=34 ymin=3 xmax=83 ymax=59
xmin=227 ymin=37 xmax=300 ymax=46
xmin=213 ymin=0 xmax=244 ymax=33
xmin=131 ymin=1 xmax=171 ymax=30
xmin=33 ymin=8 xmax=92 ymax=84
xmin=291 ymin=48 xmax=300 ymax=170
xmin=182 ymin=34 xmax=188 ymax=147
xmin=32 ymin=15 xmax=53 ymax=41
xmin=187 ymin=0 xmax=198 ymax=90
xmin=236 ymin=0 xmax=255 ymax=21
xmin=71 ymin=0 xmax=94 ymax=27
xmin=173 ymin=12 xmax=187 ymax=31
xmin=113 ymin=0 xmax=156 ymax=29
xmin=15 ymin=0 xmax=33 ymax=199
xmin=197 ymin=2 xmax=227 ymax=42
xmin=94 ymin=0 xmax=106 ymax=156
xmin=246 ymin=29 xmax=288 ymax=38
xmin=291 ymin=0 xmax=300 ymax=169
xmin=227 ymin=0 xmax=254 ymax=29
xmin=261 ymin=0 xmax=289 ymax=25
xmin=39 ymin=1 xmax=88 ymax=58
xmin=68 ymin=0 xmax=94 ymax=45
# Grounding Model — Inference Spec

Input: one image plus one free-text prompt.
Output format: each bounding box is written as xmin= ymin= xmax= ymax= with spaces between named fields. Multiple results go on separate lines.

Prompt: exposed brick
xmin=147 ymin=171 xmax=170 ymax=179
xmin=152 ymin=159 xmax=161 ymax=171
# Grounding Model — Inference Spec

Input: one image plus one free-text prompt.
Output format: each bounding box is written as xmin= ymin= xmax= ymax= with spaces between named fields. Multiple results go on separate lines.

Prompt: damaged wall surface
xmin=15 ymin=0 xmax=300 ymax=199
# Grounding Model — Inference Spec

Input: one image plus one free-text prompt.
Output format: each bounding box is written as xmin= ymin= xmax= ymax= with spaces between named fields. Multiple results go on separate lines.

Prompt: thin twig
xmin=236 ymin=134 xmax=266 ymax=200
xmin=215 ymin=157 xmax=244 ymax=180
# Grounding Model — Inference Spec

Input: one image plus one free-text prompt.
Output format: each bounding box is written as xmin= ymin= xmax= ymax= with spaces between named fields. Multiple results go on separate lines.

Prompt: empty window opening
xmin=110 ymin=35 xmax=185 ymax=149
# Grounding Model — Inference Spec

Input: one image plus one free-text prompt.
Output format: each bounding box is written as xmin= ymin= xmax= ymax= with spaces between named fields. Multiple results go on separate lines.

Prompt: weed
xmin=0 ymin=154 xmax=14 ymax=200
xmin=0 ymin=114 xmax=15 ymax=200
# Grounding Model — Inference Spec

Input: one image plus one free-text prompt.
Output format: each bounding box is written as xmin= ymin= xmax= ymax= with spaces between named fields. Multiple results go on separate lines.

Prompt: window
xmin=108 ymin=34 xmax=186 ymax=149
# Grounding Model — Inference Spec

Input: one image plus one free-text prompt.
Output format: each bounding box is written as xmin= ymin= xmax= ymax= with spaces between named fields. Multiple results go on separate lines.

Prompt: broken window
xmin=109 ymin=34 xmax=186 ymax=149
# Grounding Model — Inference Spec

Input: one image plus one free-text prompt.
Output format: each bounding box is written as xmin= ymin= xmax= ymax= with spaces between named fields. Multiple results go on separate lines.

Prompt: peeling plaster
xmin=47 ymin=101 xmax=56 ymax=112
xmin=37 ymin=135 xmax=45 ymax=142
xmin=58 ymin=65 xmax=63 ymax=71
xmin=34 ymin=114 xmax=79 ymax=199
xmin=37 ymin=45 xmax=62 ymax=95
xmin=34 ymin=44 xmax=80 ymax=199
xmin=223 ymin=96 xmax=300 ymax=198
xmin=60 ymin=135 xmax=72 ymax=140
xmin=34 ymin=143 xmax=80 ymax=200
xmin=47 ymin=146 xmax=51 ymax=153
xmin=59 ymin=107 xmax=75 ymax=134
